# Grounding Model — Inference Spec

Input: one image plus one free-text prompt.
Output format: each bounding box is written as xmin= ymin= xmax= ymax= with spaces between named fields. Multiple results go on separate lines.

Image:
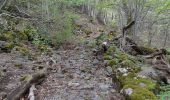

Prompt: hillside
xmin=0 ymin=0 xmax=170 ymax=100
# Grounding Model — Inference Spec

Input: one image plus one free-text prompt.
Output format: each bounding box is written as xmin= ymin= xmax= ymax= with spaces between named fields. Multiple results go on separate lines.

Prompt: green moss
xmin=122 ymin=59 xmax=135 ymax=67
xmin=15 ymin=46 xmax=30 ymax=56
xmin=3 ymin=42 xmax=15 ymax=52
xmin=115 ymin=53 xmax=129 ymax=61
xmin=139 ymin=46 xmax=157 ymax=54
xmin=108 ymin=59 xmax=119 ymax=67
xmin=166 ymin=48 xmax=170 ymax=55
xmin=120 ymin=74 xmax=156 ymax=90
xmin=84 ymin=30 xmax=92 ymax=36
xmin=104 ymin=55 xmax=113 ymax=60
xmin=5 ymin=42 xmax=14 ymax=49
xmin=105 ymin=43 xmax=157 ymax=100
xmin=0 ymin=31 xmax=14 ymax=41
xmin=15 ymin=31 xmax=28 ymax=41
xmin=14 ymin=63 xmax=23 ymax=69
xmin=107 ymin=46 xmax=116 ymax=55
xmin=124 ymin=85 xmax=157 ymax=100
xmin=38 ymin=44 xmax=51 ymax=52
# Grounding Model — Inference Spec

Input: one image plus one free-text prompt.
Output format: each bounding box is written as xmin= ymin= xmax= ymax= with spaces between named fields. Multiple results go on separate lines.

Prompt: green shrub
xmin=54 ymin=11 xmax=79 ymax=45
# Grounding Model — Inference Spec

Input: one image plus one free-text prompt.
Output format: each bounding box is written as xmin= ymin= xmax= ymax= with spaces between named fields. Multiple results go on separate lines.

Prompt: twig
xmin=0 ymin=0 xmax=7 ymax=10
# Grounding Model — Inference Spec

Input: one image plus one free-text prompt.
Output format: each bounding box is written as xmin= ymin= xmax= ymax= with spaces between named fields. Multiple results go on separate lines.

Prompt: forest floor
xmin=0 ymin=16 xmax=125 ymax=100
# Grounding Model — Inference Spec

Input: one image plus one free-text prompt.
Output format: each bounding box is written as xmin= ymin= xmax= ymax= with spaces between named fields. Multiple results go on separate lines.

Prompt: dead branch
xmin=0 ymin=12 xmax=38 ymax=21
xmin=143 ymin=49 xmax=167 ymax=59
xmin=28 ymin=84 xmax=36 ymax=100
xmin=123 ymin=21 xmax=135 ymax=31
xmin=14 ymin=5 xmax=31 ymax=18
xmin=7 ymin=71 xmax=46 ymax=100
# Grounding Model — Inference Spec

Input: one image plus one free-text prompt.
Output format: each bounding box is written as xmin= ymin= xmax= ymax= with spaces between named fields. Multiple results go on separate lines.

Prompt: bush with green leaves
xmin=54 ymin=11 xmax=80 ymax=45
xmin=24 ymin=26 xmax=52 ymax=46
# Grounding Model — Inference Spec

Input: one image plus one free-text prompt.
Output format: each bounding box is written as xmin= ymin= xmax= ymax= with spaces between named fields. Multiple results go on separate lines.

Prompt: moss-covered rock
xmin=123 ymin=85 xmax=157 ymax=100
xmin=120 ymin=74 xmax=156 ymax=90
xmin=138 ymin=46 xmax=157 ymax=54
xmin=105 ymin=41 xmax=157 ymax=100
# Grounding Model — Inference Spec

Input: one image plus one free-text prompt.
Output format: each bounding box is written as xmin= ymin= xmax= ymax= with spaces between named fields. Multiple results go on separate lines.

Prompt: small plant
xmin=14 ymin=63 xmax=23 ymax=69
xmin=158 ymin=85 xmax=170 ymax=100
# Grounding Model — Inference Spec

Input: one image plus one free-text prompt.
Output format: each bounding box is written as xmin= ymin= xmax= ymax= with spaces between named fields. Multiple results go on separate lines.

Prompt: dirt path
xmin=36 ymin=42 xmax=124 ymax=100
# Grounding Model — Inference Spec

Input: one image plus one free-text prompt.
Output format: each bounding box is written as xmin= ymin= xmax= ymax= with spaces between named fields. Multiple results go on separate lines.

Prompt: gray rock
xmin=138 ymin=67 xmax=158 ymax=79
xmin=99 ymin=83 xmax=110 ymax=92
xmin=139 ymin=83 xmax=146 ymax=87
xmin=0 ymin=92 xmax=7 ymax=100
xmin=68 ymin=82 xmax=80 ymax=87
xmin=124 ymin=88 xmax=133 ymax=95
xmin=106 ymin=66 xmax=113 ymax=75
xmin=92 ymin=59 xmax=99 ymax=66
xmin=0 ymin=41 xmax=6 ymax=48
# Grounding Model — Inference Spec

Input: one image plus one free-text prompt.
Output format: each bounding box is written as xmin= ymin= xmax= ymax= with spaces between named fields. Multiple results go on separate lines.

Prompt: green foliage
xmin=166 ymin=48 xmax=170 ymax=55
xmin=158 ymin=85 xmax=170 ymax=100
xmin=62 ymin=0 xmax=87 ymax=6
xmin=24 ymin=27 xmax=52 ymax=46
xmin=105 ymin=44 xmax=157 ymax=99
xmin=54 ymin=11 xmax=80 ymax=45
xmin=14 ymin=46 xmax=30 ymax=56
xmin=108 ymin=59 xmax=118 ymax=67
xmin=95 ymin=32 xmax=107 ymax=47
xmin=104 ymin=55 xmax=113 ymax=60
xmin=4 ymin=42 xmax=15 ymax=51
xmin=156 ymin=0 xmax=170 ymax=13
xmin=96 ymin=0 xmax=116 ymax=10
xmin=0 ymin=31 xmax=14 ymax=42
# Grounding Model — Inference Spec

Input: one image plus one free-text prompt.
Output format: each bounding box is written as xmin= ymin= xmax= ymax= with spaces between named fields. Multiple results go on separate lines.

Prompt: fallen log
xmin=143 ymin=49 xmax=167 ymax=59
xmin=7 ymin=71 xmax=46 ymax=100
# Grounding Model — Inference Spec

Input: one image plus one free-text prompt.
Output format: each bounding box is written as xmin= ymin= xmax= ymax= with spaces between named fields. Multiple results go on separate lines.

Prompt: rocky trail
xmin=0 ymin=41 xmax=124 ymax=100
xmin=36 ymin=42 xmax=124 ymax=100
xmin=0 ymin=16 xmax=125 ymax=100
